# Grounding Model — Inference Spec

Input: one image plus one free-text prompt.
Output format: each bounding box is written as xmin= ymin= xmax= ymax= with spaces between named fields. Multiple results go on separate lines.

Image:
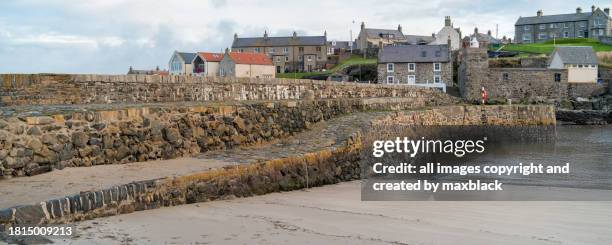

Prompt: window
xmin=554 ymin=73 xmax=561 ymax=82
xmin=538 ymin=33 xmax=547 ymax=39
xmin=298 ymin=56 xmax=302 ymax=61
xmin=421 ymin=51 xmax=427 ymax=57
xmin=239 ymin=48 xmax=244 ymax=53
xmin=433 ymin=63 xmax=441 ymax=71
xmin=275 ymin=57 xmax=280 ymax=62
xmin=285 ymin=56 xmax=289 ymax=62
xmin=524 ymin=26 xmax=530 ymax=31
xmin=502 ymin=73 xmax=509 ymax=81
xmin=564 ymin=31 xmax=569 ymax=38
xmin=307 ymin=55 xmax=312 ymax=61
xmin=386 ymin=76 xmax=394 ymax=84
xmin=299 ymin=47 xmax=304 ymax=52
xmin=578 ymin=64 xmax=583 ymax=68
xmin=317 ymin=55 xmax=321 ymax=60
xmin=579 ymin=22 xmax=585 ymax=28
xmin=433 ymin=75 xmax=441 ymax=83
xmin=387 ymin=63 xmax=394 ymax=72
xmin=598 ymin=29 xmax=604 ymax=36
xmin=316 ymin=47 xmax=321 ymax=52
xmin=255 ymin=47 xmax=261 ymax=53
xmin=522 ymin=34 xmax=532 ymax=41
xmin=269 ymin=48 xmax=275 ymax=53
xmin=283 ymin=47 xmax=289 ymax=53
xmin=408 ymin=63 xmax=415 ymax=72
xmin=564 ymin=23 xmax=569 ymax=28
xmin=539 ymin=24 xmax=545 ymax=30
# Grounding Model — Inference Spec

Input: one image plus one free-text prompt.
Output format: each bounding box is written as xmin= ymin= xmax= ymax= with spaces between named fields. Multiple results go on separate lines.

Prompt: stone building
xmin=127 ymin=66 xmax=168 ymax=76
xmin=515 ymin=6 xmax=612 ymax=43
xmin=461 ymin=27 xmax=501 ymax=48
xmin=356 ymin=22 xmax=407 ymax=51
xmin=231 ymin=31 xmax=327 ymax=73
xmin=377 ymin=45 xmax=453 ymax=88
xmin=458 ymin=47 xmax=570 ymax=101
xmin=219 ymin=50 xmax=275 ymax=79
xmin=431 ymin=16 xmax=462 ymax=51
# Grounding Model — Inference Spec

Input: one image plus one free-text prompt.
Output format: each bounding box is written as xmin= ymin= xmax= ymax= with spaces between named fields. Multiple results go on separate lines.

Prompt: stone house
xmin=548 ymin=46 xmax=599 ymax=83
xmin=127 ymin=66 xmax=168 ymax=76
xmin=231 ymin=31 xmax=327 ymax=73
xmin=356 ymin=22 xmax=407 ymax=51
xmin=377 ymin=45 xmax=453 ymax=87
xmin=192 ymin=52 xmax=224 ymax=77
xmin=515 ymin=6 xmax=612 ymax=43
xmin=461 ymin=28 xmax=501 ymax=48
xmin=168 ymin=51 xmax=197 ymax=75
xmin=431 ymin=16 xmax=462 ymax=51
xmin=327 ymin=40 xmax=355 ymax=55
xmin=219 ymin=50 xmax=275 ymax=79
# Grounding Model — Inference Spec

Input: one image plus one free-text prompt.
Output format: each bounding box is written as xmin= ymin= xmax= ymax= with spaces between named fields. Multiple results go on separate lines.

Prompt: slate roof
xmin=327 ymin=41 xmax=355 ymax=49
xmin=177 ymin=52 xmax=197 ymax=64
xmin=232 ymin=36 xmax=326 ymax=47
xmin=378 ymin=45 xmax=450 ymax=63
xmin=364 ymin=28 xmax=406 ymax=40
xmin=515 ymin=12 xmax=592 ymax=25
xmin=552 ymin=46 xmax=598 ymax=65
xmin=226 ymin=52 xmax=273 ymax=65
xmin=472 ymin=32 xmax=501 ymax=45
xmin=404 ymin=35 xmax=435 ymax=45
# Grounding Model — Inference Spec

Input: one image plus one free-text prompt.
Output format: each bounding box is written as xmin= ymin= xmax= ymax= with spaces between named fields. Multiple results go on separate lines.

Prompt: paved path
xmin=52 ymin=181 xmax=612 ymax=245
xmin=0 ymin=112 xmax=385 ymax=208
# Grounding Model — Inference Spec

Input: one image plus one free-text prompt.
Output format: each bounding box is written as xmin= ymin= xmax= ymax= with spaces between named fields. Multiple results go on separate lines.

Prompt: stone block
xmin=0 ymin=208 xmax=15 ymax=223
xmin=14 ymin=204 xmax=47 ymax=225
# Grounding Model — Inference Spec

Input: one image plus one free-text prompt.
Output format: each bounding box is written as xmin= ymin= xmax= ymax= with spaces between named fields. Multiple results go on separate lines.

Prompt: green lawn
xmin=276 ymin=55 xmax=376 ymax=79
xmin=498 ymin=38 xmax=612 ymax=54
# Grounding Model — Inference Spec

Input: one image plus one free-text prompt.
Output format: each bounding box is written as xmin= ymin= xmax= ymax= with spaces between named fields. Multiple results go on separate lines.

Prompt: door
xmin=407 ymin=75 xmax=416 ymax=84
xmin=276 ymin=66 xmax=281 ymax=73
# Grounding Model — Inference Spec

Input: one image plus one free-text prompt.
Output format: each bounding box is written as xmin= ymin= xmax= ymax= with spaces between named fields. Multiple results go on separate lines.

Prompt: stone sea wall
xmin=0 ymin=105 xmax=555 ymax=230
xmin=0 ymin=74 xmax=449 ymax=106
xmin=0 ymin=97 xmax=455 ymax=179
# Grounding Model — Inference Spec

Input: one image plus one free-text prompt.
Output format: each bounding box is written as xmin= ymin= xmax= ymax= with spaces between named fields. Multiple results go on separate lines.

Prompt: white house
xmin=431 ymin=16 xmax=462 ymax=51
xmin=192 ymin=52 xmax=223 ymax=77
xmin=168 ymin=51 xmax=197 ymax=75
xmin=548 ymin=46 xmax=598 ymax=83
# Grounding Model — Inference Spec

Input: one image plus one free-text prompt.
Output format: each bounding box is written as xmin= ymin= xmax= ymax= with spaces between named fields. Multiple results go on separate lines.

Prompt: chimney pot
xmin=592 ymin=5 xmax=596 ymax=12
xmin=576 ymin=7 xmax=582 ymax=13
xmin=537 ymin=10 xmax=543 ymax=16
xmin=605 ymin=8 xmax=610 ymax=15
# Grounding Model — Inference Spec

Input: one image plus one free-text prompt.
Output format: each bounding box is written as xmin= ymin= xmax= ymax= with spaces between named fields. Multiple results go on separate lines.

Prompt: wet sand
xmin=52 ymin=181 xmax=612 ymax=245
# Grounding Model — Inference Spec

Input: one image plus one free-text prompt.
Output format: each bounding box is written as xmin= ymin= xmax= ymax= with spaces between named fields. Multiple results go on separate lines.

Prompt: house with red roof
xmin=219 ymin=49 xmax=275 ymax=78
xmin=193 ymin=52 xmax=224 ymax=77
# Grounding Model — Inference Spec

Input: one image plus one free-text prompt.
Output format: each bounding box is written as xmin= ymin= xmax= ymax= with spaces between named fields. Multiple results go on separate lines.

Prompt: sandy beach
xmin=51 ymin=181 xmax=612 ymax=245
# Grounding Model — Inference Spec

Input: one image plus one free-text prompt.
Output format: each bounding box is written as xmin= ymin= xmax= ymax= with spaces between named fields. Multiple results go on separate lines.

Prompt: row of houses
xmin=168 ymin=49 xmax=275 ymax=78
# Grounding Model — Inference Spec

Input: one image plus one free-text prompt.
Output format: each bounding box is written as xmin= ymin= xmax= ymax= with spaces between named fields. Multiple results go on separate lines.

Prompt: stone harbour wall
xmin=0 ymin=105 xmax=556 ymax=230
xmin=0 ymin=74 xmax=451 ymax=106
xmin=0 ymin=97 xmax=456 ymax=179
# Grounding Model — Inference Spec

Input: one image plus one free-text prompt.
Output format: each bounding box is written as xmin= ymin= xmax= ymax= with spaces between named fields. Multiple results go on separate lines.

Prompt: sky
xmin=0 ymin=0 xmax=605 ymax=74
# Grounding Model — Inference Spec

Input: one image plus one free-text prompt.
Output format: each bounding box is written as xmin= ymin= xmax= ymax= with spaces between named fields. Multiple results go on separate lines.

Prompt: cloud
xmin=0 ymin=0 xmax=601 ymax=73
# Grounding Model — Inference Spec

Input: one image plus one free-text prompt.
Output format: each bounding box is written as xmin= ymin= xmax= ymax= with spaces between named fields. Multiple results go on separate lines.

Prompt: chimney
xmin=129 ymin=66 xmax=133 ymax=72
xmin=474 ymin=27 xmax=478 ymax=34
xmin=156 ymin=66 xmax=159 ymax=71
xmin=487 ymin=30 xmax=492 ymax=36
xmin=445 ymin=16 xmax=451 ymax=27
xmin=397 ymin=24 xmax=402 ymax=33
xmin=361 ymin=22 xmax=365 ymax=30
xmin=592 ymin=5 xmax=596 ymax=12
xmin=234 ymin=33 xmax=238 ymax=39
xmin=224 ymin=48 xmax=229 ymax=54
xmin=576 ymin=7 xmax=582 ymax=13
xmin=605 ymin=8 xmax=610 ymax=15
xmin=432 ymin=33 xmax=436 ymax=38
xmin=537 ymin=10 xmax=543 ymax=16
xmin=263 ymin=30 xmax=268 ymax=39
